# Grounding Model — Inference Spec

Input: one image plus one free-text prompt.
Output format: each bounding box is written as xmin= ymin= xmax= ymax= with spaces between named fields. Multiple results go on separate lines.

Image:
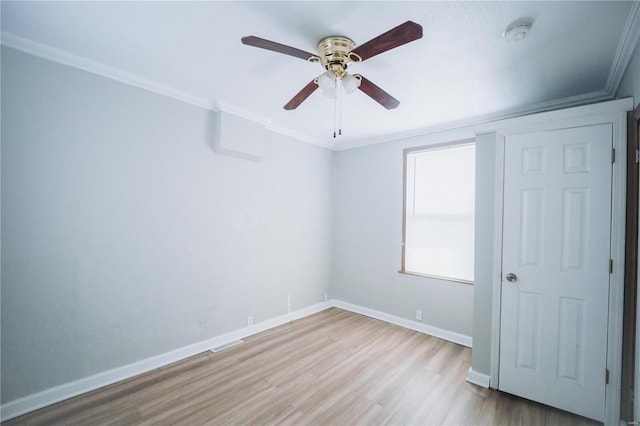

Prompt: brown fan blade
xmin=284 ymin=79 xmax=319 ymax=110
xmin=355 ymin=75 xmax=400 ymax=109
xmin=350 ymin=21 xmax=422 ymax=62
xmin=241 ymin=36 xmax=318 ymax=61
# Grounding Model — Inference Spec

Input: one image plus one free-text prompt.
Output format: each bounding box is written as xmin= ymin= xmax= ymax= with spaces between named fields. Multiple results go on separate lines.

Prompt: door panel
xmin=499 ymin=124 xmax=612 ymax=422
xmin=515 ymin=291 xmax=541 ymax=371
xmin=557 ymin=297 xmax=585 ymax=382
xmin=519 ymin=188 xmax=544 ymax=267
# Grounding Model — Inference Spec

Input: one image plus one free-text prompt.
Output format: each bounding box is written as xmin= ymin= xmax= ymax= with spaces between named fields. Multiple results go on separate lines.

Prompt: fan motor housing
xmin=316 ymin=36 xmax=358 ymax=77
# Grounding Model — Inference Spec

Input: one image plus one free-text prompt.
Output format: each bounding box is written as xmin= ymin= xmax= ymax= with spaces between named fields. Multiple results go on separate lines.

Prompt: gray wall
xmin=1 ymin=47 xmax=334 ymax=403
xmin=332 ymin=130 xmax=475 ymax=338
xmin=469 ymin=132 xmax=499 ymax=377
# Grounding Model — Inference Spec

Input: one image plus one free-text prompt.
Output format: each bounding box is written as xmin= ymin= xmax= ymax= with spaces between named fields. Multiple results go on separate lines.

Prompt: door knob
xmin=506 ymin=273 xmax=518 ymax=282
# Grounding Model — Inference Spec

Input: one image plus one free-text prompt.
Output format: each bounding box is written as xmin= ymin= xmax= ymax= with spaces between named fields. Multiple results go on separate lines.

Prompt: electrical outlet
xmin=415 ymin=310 xmax=422 ymax=321
xmin=247 ymin=316 xmax=254 ymax=327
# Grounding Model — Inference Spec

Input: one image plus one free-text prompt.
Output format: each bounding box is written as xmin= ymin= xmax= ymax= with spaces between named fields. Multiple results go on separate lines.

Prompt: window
xmin=401 ymin=140 xmax=475 ymax=283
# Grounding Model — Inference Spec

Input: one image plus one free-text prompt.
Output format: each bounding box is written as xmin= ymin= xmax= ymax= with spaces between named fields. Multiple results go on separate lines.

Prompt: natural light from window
xmin=402 ymin=142 xmax=475 ymax=283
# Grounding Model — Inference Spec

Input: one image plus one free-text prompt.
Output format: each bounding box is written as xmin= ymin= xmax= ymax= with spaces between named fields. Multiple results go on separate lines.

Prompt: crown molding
xmin=1 ymin=32 xmax=216 ymax=112
xmin=605 ymin=1 xmax=640 ymax=96
xmin=335 ymin=89 xmax=612 ymax=151
xmin=213 ymin=101 xmax=331 ymax=148
xmin=213 ymin=100 xmax=272 ymax=126
xmin=473 ymin=96 xmax=633 ymax=135
xmin=1 ymin=32 xmax=333 ymax=149
xmin=266 ymin=123 xmax=334 ymax=150
xmin=213 ymin=101 xmax=332 ymax=149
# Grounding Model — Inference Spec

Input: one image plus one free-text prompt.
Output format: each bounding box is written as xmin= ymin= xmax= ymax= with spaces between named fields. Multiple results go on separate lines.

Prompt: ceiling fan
xmin=241 ymin=21 xmax=423 ymax=113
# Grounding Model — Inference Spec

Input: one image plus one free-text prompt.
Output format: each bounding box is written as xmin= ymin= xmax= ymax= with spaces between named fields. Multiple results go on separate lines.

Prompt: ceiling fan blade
xmin=284 ymin=79 xmax=319 ymax=110
xmin=356 ymin=75 xmax=400 ymax=109
xmin=241 ymin=36 xmax=318 ymax=61
xmin=350 ymin=21 xmax=422 ymax=62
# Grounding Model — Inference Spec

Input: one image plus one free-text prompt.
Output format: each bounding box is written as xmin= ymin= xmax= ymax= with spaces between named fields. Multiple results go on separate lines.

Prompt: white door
xmin=499 ymin=124 xmax=613 ymax=422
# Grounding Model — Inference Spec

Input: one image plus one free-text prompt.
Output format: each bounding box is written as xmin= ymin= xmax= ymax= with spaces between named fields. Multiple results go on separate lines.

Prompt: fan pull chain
xmin=333 ymin=77 xmax=338 ymax=138
xmin=331 ymin=78 xmax=344 ymax=138
xmin=338 ymin=79 xmax=343 ymax=136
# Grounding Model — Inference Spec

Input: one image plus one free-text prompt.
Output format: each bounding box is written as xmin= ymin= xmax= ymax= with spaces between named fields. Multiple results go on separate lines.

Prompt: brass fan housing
xmin=315 ymin=36 xmax=359 ymax=78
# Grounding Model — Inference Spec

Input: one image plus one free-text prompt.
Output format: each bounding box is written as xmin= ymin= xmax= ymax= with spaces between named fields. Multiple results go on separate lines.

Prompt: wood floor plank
xmin=5 ymin=308 xmax=603 ymax=425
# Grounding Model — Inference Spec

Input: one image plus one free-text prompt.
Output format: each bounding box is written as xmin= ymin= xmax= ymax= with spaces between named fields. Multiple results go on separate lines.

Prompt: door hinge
xmin=606 ymin=368 xmax=610 ymax=384
xmin=636 ymin=149 xmax=639 ymax=163
xmin=611 ymin=148 xmax=616 ymax=163
xmin=609 ymin=259 xmax=613 ymax=273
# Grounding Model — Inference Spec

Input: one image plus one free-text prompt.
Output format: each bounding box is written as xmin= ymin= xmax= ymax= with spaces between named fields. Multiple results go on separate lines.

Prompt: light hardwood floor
xmin=4 ymin=308 xmax=600 ymax=425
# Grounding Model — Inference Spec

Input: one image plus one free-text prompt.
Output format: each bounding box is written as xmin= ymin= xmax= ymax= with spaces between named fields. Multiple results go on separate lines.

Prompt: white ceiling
xmin=2 ymin=1 xmax=639 ymax=149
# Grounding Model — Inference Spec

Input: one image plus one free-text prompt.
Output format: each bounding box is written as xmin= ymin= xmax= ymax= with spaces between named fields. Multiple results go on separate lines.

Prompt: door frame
xmin=622 ymin=104 xmax=640 ymax=422
xmin=479 ymin=98 xmax=633 ymax=425
xmin=633 ymin=103 xmax=640 ymax=423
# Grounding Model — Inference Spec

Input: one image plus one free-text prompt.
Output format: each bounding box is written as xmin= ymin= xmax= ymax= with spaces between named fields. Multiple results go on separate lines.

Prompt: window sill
xmin=398 ymin=270 xmax=474 ymax=285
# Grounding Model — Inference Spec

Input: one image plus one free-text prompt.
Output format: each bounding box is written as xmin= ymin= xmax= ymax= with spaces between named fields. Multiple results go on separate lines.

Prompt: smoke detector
xmin=504 ymin=23 xmax=531 ymax=42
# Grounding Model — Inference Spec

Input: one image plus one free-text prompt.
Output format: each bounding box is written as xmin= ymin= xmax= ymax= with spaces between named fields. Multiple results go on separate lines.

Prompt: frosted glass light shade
xmin=317 ymin=71 xmax=336 ymax=92
xmin=342 ymin=73 xmax=361 ymax=94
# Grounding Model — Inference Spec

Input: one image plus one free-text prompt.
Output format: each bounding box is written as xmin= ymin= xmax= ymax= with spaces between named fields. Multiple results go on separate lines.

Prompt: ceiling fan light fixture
xmin=317 ymin=70 xmax=336 ymax=92
xmin=342 ymin=72 xmax=362 ymax=94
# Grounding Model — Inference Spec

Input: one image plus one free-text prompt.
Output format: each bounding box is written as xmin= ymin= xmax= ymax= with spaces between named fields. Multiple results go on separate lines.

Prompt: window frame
xmin=400 ymin=138 xmax=476 ymax=285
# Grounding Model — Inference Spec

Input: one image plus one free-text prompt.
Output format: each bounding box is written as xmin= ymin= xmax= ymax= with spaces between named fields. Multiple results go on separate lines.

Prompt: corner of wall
xmin=470 ymin=132 xmax=500 ymax=378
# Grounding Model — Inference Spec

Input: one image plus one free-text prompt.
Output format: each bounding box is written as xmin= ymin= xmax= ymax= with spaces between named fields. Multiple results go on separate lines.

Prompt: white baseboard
xmin=0 ymin=301 xmax=332 ymax=422
xmin=331 ymin=299 xmax=473 ymax=348
xmin=466 ymin=367 xmax=491 ymax=388
xmin=2 ymin=299 xmax=473 ymax=421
